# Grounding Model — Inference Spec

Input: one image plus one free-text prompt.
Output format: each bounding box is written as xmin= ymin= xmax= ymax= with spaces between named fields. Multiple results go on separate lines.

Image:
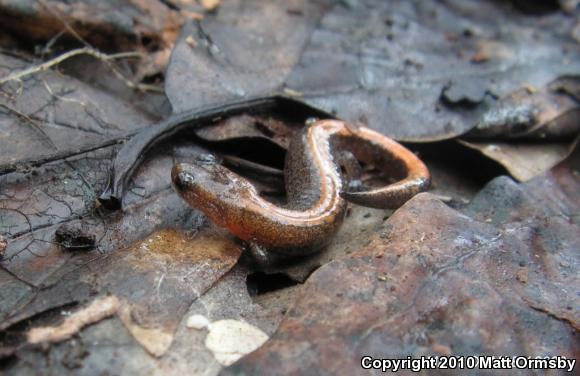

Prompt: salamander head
xmin=172 ymin=155 xmax=256 ymax=215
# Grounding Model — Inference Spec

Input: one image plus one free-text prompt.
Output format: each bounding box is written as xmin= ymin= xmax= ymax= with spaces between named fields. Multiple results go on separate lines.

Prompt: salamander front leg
xmin=335 ymin=150 xmax=363 ymax=192
xmin=248 ymin=240 xmax=274 ymax=268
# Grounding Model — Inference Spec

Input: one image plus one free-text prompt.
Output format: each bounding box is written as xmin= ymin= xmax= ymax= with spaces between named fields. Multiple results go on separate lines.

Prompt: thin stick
xmin=37 ymin=0 xmax=92 ymax=48
xmin=0 ymin=47 xmax=140 ymax=85
xmin=0 ymin=132 xmax=134 ymax=175
xmin=32 ymin=0 xmax=162 ymax=92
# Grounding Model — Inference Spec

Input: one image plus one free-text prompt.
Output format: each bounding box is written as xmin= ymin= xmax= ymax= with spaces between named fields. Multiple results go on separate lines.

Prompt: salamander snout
xmin=171 ymin=163 xmax=196 ymax=192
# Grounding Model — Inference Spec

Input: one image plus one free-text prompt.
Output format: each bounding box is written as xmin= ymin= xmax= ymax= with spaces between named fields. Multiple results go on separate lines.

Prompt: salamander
xmin=171 ymin=119 xmax=430 ymax=263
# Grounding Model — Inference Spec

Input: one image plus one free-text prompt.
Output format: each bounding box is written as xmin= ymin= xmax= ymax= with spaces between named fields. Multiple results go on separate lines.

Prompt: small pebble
xmin=186 ymin=314 xmax=210 ymax=330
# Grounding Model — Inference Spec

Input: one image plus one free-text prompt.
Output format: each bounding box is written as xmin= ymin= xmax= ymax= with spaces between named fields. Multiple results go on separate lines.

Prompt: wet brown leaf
xmin=194 ymin=114 xmax=299 ymax=149
xmin=225 ymin=146 xmax=579 ymax=374
xmin=455 ymin=78 xmax=580 ymax=182
xmin=107 ymin=228 xmax=242 ymax=356
xmin=0 ymin=52 xmax=155 ymax=165
xmin=459 ymin=139 xmax=576 ymax=181
xmin=1 ymin=1 xmax=579 ymax=374
xmin=166 ymin=0 xmax=324 ymax=112
xmin=466 ymin=80 xmax=580 ymax=139
xmin=0 ymin=0 xmax=182 ymax=52
xmin=167 ymin=0 xmax=580 ymax=141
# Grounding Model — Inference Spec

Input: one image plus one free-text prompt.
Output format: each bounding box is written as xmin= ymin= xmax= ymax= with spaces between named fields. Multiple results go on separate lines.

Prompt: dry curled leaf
xmin=204 ymin=319 xmax=269 ymax=366
xmin=466 ymin=79 xmax=580 ymax=139
xmin=200 ymin=0 xmax=221 ymax=12
xmin=458 ymin=139 xmax=576 ymax=181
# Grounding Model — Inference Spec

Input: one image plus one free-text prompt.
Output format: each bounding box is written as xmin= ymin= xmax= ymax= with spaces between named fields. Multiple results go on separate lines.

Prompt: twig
xmin=32 ymin=0 xmax=162 ymax=92
xmin=0 ymin=48 xmax=139 ymax=85
xmin=0 ymin=47 xmax=161 ymax=93
xmin=36 ymin=0 xmax=92 ymax=48
xmin=0 ymin=132 xmax=134 ymax=176
xmin=39 ymin=29 xmax=66 ymax=57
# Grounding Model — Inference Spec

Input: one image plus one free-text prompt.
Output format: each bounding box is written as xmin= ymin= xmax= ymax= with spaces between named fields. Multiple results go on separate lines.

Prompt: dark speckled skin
xmin=172 ymin=120 xmax=430 ymax=256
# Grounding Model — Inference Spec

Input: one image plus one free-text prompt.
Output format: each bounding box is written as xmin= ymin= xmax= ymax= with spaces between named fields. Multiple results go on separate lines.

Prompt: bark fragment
xmin=27 ymin=295 xmax=120 ymax=344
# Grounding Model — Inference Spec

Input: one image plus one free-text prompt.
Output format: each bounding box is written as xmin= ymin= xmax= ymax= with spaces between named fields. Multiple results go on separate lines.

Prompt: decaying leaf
xmin=204 ymin=319 xmax=269 ymax=366
xmin=1 ymin=0 xmax=578 ymax=374
xmin=167 ymin=0 xmax=580 ymax=141
xmin=165 ymin=1 xmax=324 ymax=112
xmin=0 ymin=0 xmax=173 ymax=48
xmin=54 ymin=221 xmax=97 ymax=251
xmin=1 ymin=185 xmax=242 ymax=356
xmin=0 ymin=51 xmax=155 ymax=165
xmin=224 ymin=146 xmax=579 ymax=374
xmin=200 ymin=0 xmax=221 ymax=12
xmin=459 ymin=139 xmax=576 ymax=181
xmin=466 ymin=79 xmax=580 ymax=139
xmin=456 ymin=77 xmax=580 ymax=181
xmin=0 ymin=0 xmax=192 ymax=78
xmin=193 ymin=114 xmax=299 ymax=149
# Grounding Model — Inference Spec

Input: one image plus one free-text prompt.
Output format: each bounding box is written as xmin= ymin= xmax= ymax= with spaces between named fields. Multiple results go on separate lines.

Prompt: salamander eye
xmin=179 ymin=171 xmax=195 ymax=185
xmin=175 ymin=172 xmax=195 ymax=191
xmin=305 ymin=117 xmax=318 ymax=126
xmin=195 ymin=154 xmax=217 ymax=165
xmin=171 ymin=163 xmax=196 ymax=191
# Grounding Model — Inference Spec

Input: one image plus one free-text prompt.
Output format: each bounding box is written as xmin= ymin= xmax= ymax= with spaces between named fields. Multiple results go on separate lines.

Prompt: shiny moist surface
xmin=172 ymin=120 xmax=430 ymax=254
